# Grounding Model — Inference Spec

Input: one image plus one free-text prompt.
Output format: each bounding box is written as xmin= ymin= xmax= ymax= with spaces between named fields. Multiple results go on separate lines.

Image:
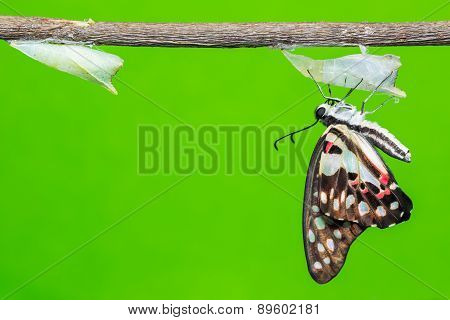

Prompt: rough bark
xmin=0 ymin=16 xmax=449 ymax=48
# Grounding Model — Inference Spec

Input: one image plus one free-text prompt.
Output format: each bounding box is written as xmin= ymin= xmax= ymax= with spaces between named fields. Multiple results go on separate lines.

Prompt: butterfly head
xmin=315 ymin=104 xmax=328 ymax=120
xmin=315 ymin=99 xmax=357 ymax=125
xmin=314 ymin=99 xmax=336 ymax=122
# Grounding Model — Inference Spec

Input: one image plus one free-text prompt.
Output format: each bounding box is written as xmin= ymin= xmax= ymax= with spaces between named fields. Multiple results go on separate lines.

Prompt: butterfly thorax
xmin=315 ymin=103 xmax=411 ymax=162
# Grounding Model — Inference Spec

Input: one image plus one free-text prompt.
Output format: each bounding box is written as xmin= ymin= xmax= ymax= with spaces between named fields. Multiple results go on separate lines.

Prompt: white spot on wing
xmin=320 ymin=153 xmax=341 ymax=176
xmin=308 ymin=229 xmax=315 ymax=243
xmin=313 ymin=261 xmax=322 ymax=269
xmin=314 ymin=217 xmax=326 ymax=230
xmin=333 ymin=229 xmax=342 ymax=239
xmin=324 ymin=257 xmax=331 ymax=264
xmin=346 ymin=195 xmax=355 ymax=209
xmin=326 ymin=239 xmax=335 ymax=251
xmin=317 ymin=243 xmax=325 ymax=252
xmin=358 ymin=201 xmax=369 ymax=216
xmin=376 ymin=206 xmax=386 ymax=217
xmin=320 ymin=192 xmax=327 ymax=204
xmin=390 ymin=201 xmax=399 ymax=210
xmin=333 ymin=199 xmax=339 ymax=211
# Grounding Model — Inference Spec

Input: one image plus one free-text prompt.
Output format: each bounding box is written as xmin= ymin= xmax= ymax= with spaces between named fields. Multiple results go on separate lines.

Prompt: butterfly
xmin=275 ymin=76 xmax=413 ymax=284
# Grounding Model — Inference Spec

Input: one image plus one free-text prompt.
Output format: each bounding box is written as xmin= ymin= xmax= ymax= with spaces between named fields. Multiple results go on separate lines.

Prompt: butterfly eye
xmin=326 ymin=99 xmax=336 ymax=106
xmin=315 ymin=107 xmax=326 ymax=119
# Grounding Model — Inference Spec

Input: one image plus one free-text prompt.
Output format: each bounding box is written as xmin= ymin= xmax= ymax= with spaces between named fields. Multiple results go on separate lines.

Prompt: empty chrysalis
xmin=9 ymin=40 xmax=124 ymax=94
xmin=283 ymin=46 xmax=406 ymax=98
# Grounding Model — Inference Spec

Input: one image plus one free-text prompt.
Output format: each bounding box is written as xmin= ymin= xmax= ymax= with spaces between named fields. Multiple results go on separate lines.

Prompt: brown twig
xmin=0 ymin=16 xmax=449 ymax=48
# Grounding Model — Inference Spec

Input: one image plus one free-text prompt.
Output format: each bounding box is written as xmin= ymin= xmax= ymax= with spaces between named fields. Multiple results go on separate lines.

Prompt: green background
xmin=0 ymin=0 xmax=449 ymax=300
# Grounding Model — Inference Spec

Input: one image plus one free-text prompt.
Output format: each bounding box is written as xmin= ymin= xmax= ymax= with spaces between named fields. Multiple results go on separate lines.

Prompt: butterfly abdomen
xmin=321 ymin=105 xmax=411 ymax=163
xmin=354 ymin=120 xmax=411 ymax=162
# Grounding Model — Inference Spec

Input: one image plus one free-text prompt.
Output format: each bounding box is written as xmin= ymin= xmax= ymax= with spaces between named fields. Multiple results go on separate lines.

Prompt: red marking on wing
xmin=380 ymin=175 xmax=389 ymax=185
xmin=350 ymin=180 xmax=359 ymax=186
xmin=325 ymin=142 xmax=333 ymax=153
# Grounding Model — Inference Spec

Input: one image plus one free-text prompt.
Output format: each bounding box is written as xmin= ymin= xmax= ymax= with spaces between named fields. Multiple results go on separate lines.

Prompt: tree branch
xmin=0 ymin=16 xmax=449 ymax=48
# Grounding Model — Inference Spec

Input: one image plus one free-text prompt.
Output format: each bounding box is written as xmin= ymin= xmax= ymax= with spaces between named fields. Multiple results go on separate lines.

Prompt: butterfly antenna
xmin=274 ymin=119 xmax=319 ymax=151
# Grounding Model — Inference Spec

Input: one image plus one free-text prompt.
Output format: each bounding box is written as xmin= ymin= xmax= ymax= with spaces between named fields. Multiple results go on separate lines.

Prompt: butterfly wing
xmin=303 ymin=124 xmax=412 ymax=284
xmin=303 ymin=129 xmax=366 ymax=284
xmin=318 ymin=124 xmax=412 ymax=228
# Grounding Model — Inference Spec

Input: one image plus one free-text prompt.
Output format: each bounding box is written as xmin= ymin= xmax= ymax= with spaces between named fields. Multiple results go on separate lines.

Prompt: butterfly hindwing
xmin=303 ymin=124 xmax=413 ymax=284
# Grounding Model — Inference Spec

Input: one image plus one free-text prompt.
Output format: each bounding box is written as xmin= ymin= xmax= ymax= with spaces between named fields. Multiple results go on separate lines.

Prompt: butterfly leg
xmin=307 ymin=69 xmax=334 ymax=101
xmin=361 ymin=72 xmax=394 ymax=114
xmin=341 ymin=78 xmax=364 ymax=102
xmin=364 ymin=96 xmax=395 ymax=115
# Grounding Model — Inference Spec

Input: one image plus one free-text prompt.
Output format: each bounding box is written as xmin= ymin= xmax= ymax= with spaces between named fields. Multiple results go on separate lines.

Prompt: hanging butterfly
xmin=274 ymin=73 xmax=413 ymax=284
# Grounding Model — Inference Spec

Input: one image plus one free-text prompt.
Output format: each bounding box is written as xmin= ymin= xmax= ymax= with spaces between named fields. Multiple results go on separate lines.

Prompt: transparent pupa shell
xmin=10 ymin=40 xmax=124 ymax=95
xmin=283 ymin=47 xmax=406 ymax=98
